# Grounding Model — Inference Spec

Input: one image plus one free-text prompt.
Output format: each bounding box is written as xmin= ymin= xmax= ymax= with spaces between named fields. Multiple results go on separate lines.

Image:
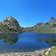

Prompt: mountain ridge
xmin=24 ymin=17 xmax=56 ymax=33
xmin=0 ymin=16 xmax=23 ymax=33
xmin=0 ymin=16 xmax=56 ymax=33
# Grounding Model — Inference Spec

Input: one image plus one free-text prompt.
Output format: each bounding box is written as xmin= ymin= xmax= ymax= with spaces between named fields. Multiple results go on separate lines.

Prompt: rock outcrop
xmin=0 ymin=16 xmax=23 ymax=33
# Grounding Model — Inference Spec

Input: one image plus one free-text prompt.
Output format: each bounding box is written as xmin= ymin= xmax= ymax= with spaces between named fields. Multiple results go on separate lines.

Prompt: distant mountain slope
xmin=25 ymin=17 xmax=56 ymax=33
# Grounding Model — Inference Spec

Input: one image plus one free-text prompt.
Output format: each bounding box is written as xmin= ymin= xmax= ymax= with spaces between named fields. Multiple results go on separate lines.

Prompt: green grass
xmin=48 ymin=46 xmax=56 ymax=56
xmin=41 ymin=46 xmax=56 ymax=56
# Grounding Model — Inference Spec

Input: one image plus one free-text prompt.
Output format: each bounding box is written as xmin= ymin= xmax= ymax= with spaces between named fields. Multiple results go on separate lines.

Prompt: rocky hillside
xmin=0 ymin=16 xmax=23 ymax=33
xmin=25 ymin=17 xmax=56 ymax=33
xmin=1 ymin=16 xmax=56 ymax=33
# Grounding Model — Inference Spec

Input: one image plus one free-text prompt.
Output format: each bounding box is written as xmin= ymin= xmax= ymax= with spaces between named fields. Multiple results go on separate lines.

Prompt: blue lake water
xmin=0 ymin=32 xmax=56 ymax=52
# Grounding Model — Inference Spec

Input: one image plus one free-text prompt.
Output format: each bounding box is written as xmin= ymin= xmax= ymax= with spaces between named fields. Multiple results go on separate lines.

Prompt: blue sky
xmin=0 ymin=0 xmax=56 ymax=27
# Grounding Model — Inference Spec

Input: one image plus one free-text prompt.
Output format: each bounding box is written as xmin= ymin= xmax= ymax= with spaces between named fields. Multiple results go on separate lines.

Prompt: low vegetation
xmin=41 ymin=46 xmax=56 ymax=56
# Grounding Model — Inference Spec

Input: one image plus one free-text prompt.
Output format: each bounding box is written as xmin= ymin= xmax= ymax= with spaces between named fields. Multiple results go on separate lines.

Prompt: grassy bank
xmin=41 ymin=46 xmax=56 ymax=56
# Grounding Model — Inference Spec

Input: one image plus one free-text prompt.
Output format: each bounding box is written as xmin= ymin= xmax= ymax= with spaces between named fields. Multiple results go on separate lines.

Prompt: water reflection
xmin=0 ymin=33 xmax=18 ymax=45
xmin=0 ymin=32 xmax=54 ymax=52
xmin=35 ymin=33 xmax=56 ymax=46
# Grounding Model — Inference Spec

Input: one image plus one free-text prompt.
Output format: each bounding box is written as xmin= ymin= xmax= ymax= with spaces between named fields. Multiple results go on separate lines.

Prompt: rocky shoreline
xmin=0 ymin=46 xmax=55 ymax=56
xmin=0 ymin=49 xmax=47 ymax=56
xmin=0 ymin=52 xmax=41 ymax=56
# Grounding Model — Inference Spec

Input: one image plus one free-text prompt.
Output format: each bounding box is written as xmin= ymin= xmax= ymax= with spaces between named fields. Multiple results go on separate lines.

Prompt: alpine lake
xmin=0 ymin=32 xmax=56 ymax=52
